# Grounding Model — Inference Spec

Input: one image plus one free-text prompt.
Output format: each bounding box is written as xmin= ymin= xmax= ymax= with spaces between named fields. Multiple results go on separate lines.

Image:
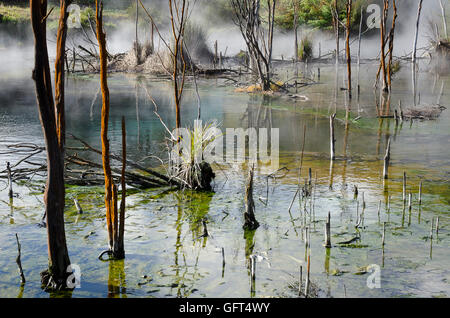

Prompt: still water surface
xmin=0 ymin=61 xmax=449 ymax=297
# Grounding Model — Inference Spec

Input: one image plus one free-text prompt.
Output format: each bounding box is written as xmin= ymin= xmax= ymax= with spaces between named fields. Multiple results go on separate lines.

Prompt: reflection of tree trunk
xmin=107 ymin=260 xmax=127 ymax=298
xmin=136 ymin=84 xmax=141 ymax=148
xmin=31 ymin=0 xmax=72 ymax=289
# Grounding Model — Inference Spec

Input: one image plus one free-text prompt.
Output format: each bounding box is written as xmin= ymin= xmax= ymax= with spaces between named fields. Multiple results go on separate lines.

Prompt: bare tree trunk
xmin=169 ymin=0 xmax=187 ymax=129
xmin=412 ymin=0 xmax=423 ymax=64
xmin=243 ymin=165 xmax=259 ymax=230
xmin=116 ymin=117 xmax=126 ymax=258
xmin=30 ymin=0 xmax=71 ymax=289
xmin=96 ymin=0 xmax=117 ymax=252
xmin=135 ymin=0 xmax=140 ymax=63
xmin=294 ymin=0 xmax=298 ymax=61
xmin=55 ymin=0 xmax=72 ymax=156
xmin=439 ymin=0 xmax=448 ymax=40
xmin=330 ymin=113 xmax=336 ymax=161
xmin=387 ymin=0 xmax=397 ymax=91
xmin=334 ymin=0 xmax=340 ymax=65
xmin=230 ymin=0 xmax=275 ymax=91
xmin=380 ymin=0 xmax=389 ymax=92
xmin=383 ymin=138 xmax=391 ymax=179
xmin=357 ymin=6 xmax=362 ymax=66
xmin=346 ymin=0 xmax=352 ymax=99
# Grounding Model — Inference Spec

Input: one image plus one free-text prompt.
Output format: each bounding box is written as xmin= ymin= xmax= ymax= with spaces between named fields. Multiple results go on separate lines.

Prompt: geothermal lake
xmin=0 ymin=61 xmax=449 ymax=297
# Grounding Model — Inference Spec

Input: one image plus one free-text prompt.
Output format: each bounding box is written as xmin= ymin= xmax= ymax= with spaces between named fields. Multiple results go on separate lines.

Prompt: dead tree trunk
xmin=412 ymin=0 xmax=423 ymax=64
xmin=96 ymin=0 xmax=121 ymax=258
xmin=293 ymin=0 xmax=298 ymax=61
xmin=243 ymin=165 xmax=259 ymax=230
xmin=334 ymin=0 xmax=340 ymax=65
xmin=383 ymin=138 xmax=391 ymax=179
xmin=439 ymin=0 xmax=448 ymax=40
xmin=380 ymin=0 xmax=389 ymax=92
xmin=346 ymin=0 xmax=352 ymax=99
xmin=230 ymin=0 xmax=276 ymax=91
xmin=387 ymin=0 xmax=397 ymax=91
xmin=115 ymin=117 xmax=127 ymax=259
xmin=30 ymin=0 xmax=71 ymax=290
xmin=330 ymin=113 xmax=336 ymax=161
xmin=169 ymin=0 xmax=188 ymax=130
xmin=55 ymin=0 xmax=72 ymax=156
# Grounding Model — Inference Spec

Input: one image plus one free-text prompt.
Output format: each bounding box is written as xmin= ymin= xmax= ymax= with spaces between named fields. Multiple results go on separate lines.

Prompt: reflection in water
xmin=9 ymin=197 xmax=14 ymax=224
xmin=107 ymin=259 xmax=127 ymax=298
xmin=0 ymin=62 xmax=449 ymax=298
xmin=244 ymin=229 xmax=256 ymax=297
xmin=17 ymin=283 xmax=24 ymax=298
xmin=324 ymin=247 xmax=330 ymax=275
xmin=171 ymin=191 xmax=212 ymax=297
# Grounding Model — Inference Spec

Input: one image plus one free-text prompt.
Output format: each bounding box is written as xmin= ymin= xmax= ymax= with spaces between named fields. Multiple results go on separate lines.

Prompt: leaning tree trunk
xmin=30 ymin=0 xmax=71 ymax=289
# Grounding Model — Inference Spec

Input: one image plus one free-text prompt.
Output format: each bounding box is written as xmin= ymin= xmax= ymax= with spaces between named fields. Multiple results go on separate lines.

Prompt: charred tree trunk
xmin=30 ymin=0 xmax=71 ymax=290
xmin=243 ymin=166 xmax=259 ymax=230
xmin=116 ymin=117 xmax=127 ymax=258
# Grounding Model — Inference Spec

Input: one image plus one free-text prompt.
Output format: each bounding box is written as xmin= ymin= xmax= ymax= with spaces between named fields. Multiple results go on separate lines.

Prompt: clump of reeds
xmin=168 ymin=121 xmax=219 ymax=191
xmin=299 ymin=36 xmax=313 ymax=61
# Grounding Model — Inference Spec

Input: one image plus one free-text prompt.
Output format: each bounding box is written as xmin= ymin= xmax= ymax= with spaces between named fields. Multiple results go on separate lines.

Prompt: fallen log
xmin=68 ymin=134 xmax=175 ymax=185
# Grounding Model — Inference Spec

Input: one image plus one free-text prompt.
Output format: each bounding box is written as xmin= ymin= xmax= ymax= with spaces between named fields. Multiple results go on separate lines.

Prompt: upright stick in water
xmin=419 ymin=181 xmax=422 ymax=205
xmin=15 ymin=233 xmax=26 ymax=284
xmin=7 ymin=162 xmax=13 ymax=198
xmin=383 ymin=138 xmax=391 ymax=179
xmin=324 ymin=211 xmax=331 ymax=248
xmin=243 ymin=165 xmax=259 ymax=230
xmin=330 ymin=113 xmax=336 ymax=161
